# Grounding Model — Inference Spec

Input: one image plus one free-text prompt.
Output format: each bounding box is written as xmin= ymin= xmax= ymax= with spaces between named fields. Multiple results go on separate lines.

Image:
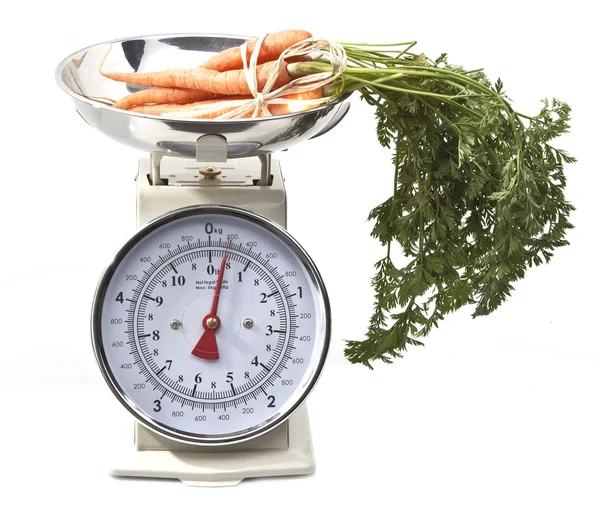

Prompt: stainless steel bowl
xmin=55 ymin=33 xmax=350 ymax=158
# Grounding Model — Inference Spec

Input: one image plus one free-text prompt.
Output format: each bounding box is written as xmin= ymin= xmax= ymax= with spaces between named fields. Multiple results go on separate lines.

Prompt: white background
xmin=1 ymin=1 xmax=598 ymax=524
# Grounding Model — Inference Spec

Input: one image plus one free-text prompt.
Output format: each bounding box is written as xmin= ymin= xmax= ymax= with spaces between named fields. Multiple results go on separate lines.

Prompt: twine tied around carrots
xmin=162 ymin=35 xmax=347 ymax=119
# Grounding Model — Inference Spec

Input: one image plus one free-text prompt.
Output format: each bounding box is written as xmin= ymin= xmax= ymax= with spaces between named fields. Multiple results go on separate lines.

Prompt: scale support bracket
xmin=137 ymin=156 xmax=287 ymax=227
xmin=196 ymin=134 xmax=227 ymax=163
xmin=150 ymin=147 xmax=272 ymax=187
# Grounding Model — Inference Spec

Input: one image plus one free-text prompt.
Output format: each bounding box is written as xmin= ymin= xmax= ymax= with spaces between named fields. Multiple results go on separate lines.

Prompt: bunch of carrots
xmin=101 ymin=30 xmax=325 ymax=118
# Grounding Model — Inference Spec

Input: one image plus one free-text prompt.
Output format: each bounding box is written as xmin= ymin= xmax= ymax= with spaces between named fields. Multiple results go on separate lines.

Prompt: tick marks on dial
xmin=117 ymin=240 xmax=309 ymax=408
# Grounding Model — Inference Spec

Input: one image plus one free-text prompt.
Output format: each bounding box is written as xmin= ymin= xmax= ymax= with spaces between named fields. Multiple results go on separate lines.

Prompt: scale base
xmin=110 ymin=404 xmax=315 ymax=486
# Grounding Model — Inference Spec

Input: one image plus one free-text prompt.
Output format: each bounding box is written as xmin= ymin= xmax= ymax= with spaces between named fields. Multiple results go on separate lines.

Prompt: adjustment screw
xmin=199 ymin=166 xmax=222 ymax=179
xmin=243 ymin=318 xmax=254 ymax=329
xmin=170 ymin=319 xmax=182 ymax=330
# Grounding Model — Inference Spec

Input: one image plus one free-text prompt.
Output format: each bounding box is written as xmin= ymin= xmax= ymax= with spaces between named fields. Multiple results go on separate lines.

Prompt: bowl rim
xmin=55 ymin=32 xmax=347 ymax=125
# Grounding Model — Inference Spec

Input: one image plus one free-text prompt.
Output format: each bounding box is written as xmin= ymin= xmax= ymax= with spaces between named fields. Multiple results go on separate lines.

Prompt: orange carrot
xmin=285 ymin=87 xmax=322 ymax=100
xmin=270 ymin=88 xmax=324 ymax=115
xmin=129 ymin=88 xmax=325 ymax=118
xmin=200 ymin=30 xmax=311 ymax=72
xmin=113 ymin=88 xmax=216 ymax=109
xmin=101 ymin=61 xmax=292 ymax=95
xmin=131 ymin=97 xmax=251 ymax=118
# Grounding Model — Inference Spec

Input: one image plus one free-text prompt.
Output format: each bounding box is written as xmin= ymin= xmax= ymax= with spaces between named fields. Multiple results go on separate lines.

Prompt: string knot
xmin=229 ymin=34 xmax=347 ymax=119
xmin=255 ymin=92 xmax=266 ymax=111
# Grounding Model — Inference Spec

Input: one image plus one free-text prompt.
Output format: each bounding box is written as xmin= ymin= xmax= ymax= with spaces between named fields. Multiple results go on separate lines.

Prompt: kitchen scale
xmin=56 ymin=33 xmax=350 ymax=486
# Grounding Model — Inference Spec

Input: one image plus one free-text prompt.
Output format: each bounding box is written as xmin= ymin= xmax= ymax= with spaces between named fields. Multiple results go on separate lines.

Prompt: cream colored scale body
xmin=109 ymin=156 xmax=316 ymax=486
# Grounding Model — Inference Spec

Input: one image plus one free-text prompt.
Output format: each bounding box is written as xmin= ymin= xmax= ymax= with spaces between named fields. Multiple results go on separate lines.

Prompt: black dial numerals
xmin=130 ymin=245 xmax=293 ymax=407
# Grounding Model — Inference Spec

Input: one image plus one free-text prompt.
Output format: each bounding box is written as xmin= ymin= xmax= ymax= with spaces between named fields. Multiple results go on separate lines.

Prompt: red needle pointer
xmin=191 ymin=242 xmax=230 ymax=360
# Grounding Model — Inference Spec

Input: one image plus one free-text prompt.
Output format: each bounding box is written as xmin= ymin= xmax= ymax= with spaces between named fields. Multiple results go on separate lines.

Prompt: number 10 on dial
xmin=92 ymin=205 xmax=330 ymax=445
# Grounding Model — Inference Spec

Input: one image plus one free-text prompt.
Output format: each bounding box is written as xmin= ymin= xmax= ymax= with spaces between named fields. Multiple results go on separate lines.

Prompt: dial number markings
xmin=132 ymin=247 xmax=293 ymax=405
xmin=96 ymin=209 xmax=326 ymax=444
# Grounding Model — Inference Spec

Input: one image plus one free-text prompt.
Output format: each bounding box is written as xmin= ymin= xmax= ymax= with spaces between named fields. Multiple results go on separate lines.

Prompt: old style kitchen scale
xmin=56 ymin=34 xmax=350 ymax=486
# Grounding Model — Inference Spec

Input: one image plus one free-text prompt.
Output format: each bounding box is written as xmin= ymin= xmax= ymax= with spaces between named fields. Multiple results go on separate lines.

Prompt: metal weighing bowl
xmin=55 ymin=34 xmax=351 ymax=158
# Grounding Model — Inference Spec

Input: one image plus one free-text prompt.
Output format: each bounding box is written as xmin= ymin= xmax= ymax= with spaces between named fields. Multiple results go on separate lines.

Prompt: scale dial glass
xmin=92 ymin=205 xmax=330 ymax=445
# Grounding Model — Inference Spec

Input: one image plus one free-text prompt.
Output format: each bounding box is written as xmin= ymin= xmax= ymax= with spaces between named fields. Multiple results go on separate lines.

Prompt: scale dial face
xmin=92 ymin=205 xmax=330 ymax=445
